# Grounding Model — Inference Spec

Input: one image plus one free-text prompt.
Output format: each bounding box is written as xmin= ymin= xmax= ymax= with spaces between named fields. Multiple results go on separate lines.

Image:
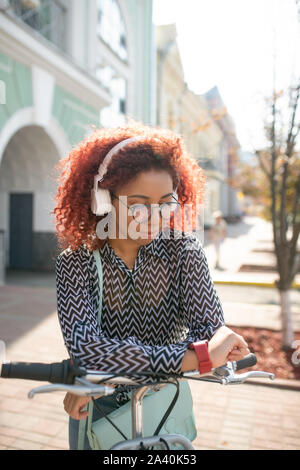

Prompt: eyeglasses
xmin=111 ymin=193 xmax=181 ymax=223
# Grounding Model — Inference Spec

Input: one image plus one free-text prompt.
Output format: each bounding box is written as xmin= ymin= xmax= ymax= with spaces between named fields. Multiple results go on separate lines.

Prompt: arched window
xmin=97 ymin=0 xmax=128 ymax=61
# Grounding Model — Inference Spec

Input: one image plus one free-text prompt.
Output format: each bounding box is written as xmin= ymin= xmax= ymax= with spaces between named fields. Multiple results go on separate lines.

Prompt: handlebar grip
xmin=234 ymin=353 xmax=257 ymax=371
xmin=0 ymin=359 xmax=86 ymax=384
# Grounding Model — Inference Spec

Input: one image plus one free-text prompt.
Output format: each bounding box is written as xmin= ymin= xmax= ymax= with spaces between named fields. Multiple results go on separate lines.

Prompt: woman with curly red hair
xmin=53 ymin=120 xmax=250 ymax=450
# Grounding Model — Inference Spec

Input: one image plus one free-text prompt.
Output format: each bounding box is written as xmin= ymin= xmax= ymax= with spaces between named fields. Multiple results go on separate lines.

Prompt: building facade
xmin=0 ymin=0 xmax=154 ymax=273
xmin=204 ymin=86 xmax=242 ymax=223
xmin=155 ymin=24 xmax=230 ymax=228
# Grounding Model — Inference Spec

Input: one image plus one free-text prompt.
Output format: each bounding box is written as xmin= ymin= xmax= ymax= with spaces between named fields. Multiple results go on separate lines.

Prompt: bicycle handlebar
xmin=0 ymin=358 xmax=86 ymax=384
xmin=0 ymin=352 xmax=272 ymax=389
xmin=233 ymin=352 xmax=257 ymax=371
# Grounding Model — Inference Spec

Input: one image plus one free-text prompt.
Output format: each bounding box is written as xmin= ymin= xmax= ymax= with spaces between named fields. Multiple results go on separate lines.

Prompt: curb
xmin=244 ymin=377 xmax=300 ymax=391
xmin=213 ymin=280 xmax=300 ymax=289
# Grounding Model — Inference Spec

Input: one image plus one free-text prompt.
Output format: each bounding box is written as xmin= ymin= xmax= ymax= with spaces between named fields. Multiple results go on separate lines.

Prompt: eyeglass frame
xmin=110 ymin=191 xmax=181 ymax=223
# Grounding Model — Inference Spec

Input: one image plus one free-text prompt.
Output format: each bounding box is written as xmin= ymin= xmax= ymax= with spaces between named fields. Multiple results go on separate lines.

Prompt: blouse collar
xmin=98 ymin=229 xmax=172 ymax=262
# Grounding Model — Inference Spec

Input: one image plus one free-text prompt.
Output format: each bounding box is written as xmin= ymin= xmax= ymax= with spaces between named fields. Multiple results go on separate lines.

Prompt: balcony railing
xmin=7 ymin=0 xmax=67 ymax=52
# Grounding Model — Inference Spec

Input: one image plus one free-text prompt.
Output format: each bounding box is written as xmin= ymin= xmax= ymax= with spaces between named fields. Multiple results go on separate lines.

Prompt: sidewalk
xmin=0 ymin=282 xmax=300 ymax=450
xmin=0 ymin=288 xmax=69 ymax=450
xmin=203 ymin=216 xmax=300 ymax=287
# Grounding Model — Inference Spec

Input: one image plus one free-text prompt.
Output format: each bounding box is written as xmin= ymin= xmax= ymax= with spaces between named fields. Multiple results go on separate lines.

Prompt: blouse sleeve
xmin=55 ymin=248 xmax=188 ymax=382
xmin=179 ymin=234 xmax=226 ymax=341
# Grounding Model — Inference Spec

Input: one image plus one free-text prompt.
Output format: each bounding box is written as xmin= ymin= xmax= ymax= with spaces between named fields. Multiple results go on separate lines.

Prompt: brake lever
xmin=28 ymin=382 xmax=115 ymax=399
xmin=223 ymin=371 xmax=275 ymax=385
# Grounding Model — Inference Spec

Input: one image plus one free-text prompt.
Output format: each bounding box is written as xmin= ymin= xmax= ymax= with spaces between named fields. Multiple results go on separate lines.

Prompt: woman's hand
xmin=208 ymin=325 xmax=250 ymax=368
xmin=63 ymin=383 xmax=117 ymax=419
xmin=63 ymin=392 xmax=92 ymax=420
xmin=63 ymin=392 xmax=105 ymax=420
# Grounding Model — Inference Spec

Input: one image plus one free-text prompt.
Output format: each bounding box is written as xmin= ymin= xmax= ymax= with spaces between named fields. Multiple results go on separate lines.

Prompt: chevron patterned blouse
xmin=55 ymin=229 xmax=225 ymax=402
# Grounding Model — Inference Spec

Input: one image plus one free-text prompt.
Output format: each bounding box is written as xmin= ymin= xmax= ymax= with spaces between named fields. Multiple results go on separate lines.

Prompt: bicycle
xmin=0 ymin=353 xmax=275 ymax=450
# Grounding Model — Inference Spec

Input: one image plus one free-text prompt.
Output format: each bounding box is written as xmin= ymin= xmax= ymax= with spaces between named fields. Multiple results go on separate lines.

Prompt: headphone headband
xmin=96 ymin=136 xmax=147 ymax=183
xmin=91 ymin=135 xmax=177 ymax=216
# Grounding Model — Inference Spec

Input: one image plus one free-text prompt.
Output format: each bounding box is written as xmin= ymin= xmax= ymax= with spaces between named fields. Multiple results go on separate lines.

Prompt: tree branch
xmin=255 ymin=150 xmax=272 ymax=180
xmin=291 ymin=172 xmax=300 ymax=231
xmin=270 ymin=100 xmax=280 ymax=254
xmin=286 ymin=84 xmax=300 ymax=157
xmin=288 ymin=221 xmax=300 ymax=285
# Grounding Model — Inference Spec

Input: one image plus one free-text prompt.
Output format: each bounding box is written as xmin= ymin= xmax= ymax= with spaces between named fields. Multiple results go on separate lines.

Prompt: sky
xmin=153 ymin=0 xmax=300 ymax=153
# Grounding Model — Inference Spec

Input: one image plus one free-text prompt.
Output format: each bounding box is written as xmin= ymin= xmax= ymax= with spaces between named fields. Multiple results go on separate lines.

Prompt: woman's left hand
xmin=208 ymin=325 xmax=251 ymax=368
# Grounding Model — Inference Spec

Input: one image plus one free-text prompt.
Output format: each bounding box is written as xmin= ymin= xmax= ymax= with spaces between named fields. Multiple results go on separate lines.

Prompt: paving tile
xmin=282 ymin=427 xmax=300 ymax=438
xmin=250 ymin=438 xmax=282 ymax=450
xmin=0 ymin=426 xmax=23 ymax=438
xmin=18 ymin=430 xmax=53 ymax=445
xmin=221 ymin=426 xmax=252 ymax=438
xmin=202 ymin=416 xmax=224 ymax=432
xmin=57 ymin=425 xmax=69 ymax=439
xmin=221 ymin=419 xmax=253 ymax=431
xmin=282 ymin=435 xmax=300 ymax=447
xmin=193 ymin=435 xmax=219 ymax=449
xmin=0 ymin=435 xmax=17 ymax=447
xmin=220 ymin=431 xmax=251 ymax=444
xmin=252 ymin=425 xmax=282 ymax=442
xmin=0 ymin=397 xmax=32 ymax=413
xmin=44 ymin=437 xmax=69 ymax=450
xmin=0 ymin=383 xmax=23 ymax=398
xmin=9 ymin=438 xmax=44 ymax=450
xmin=282 ymin=415 xmax=300 ymax=430
xmin=40 ymin=445 xmax=65 ymax=450
xmin=217 ymin=440 xmax=249 ymax=450
xmin=31 ymin=418 xmax=66 ymax=437
xmin=0 ymin=410 xmax=39 ymax=430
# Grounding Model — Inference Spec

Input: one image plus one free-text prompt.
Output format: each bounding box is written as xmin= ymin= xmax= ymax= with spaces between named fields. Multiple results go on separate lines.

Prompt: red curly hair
xmin=52 ymin=120 xmax=206 ymax=253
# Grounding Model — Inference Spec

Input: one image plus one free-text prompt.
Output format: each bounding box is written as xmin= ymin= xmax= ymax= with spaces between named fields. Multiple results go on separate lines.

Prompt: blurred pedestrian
xmin=209 ymin=210 xmax=227 ymax=269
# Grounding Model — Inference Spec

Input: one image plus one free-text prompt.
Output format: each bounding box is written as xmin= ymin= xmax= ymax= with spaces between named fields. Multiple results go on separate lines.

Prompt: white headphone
xmin=91 ymin=136 xmax=147 ymax=216
xmin=90 ymin=135 xmax=179 ymax=216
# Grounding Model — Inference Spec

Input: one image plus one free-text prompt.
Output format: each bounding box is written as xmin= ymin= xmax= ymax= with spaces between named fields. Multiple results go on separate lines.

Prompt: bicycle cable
xmin=92 ymin=397 xmax=128 ymax=440
xmin=148 ymin=378 xmax=180 ymax=451
xmin=87 ymin=372 xmax=183 ymax=444
xmin=80 ymin=367 xmax=224 ymax=446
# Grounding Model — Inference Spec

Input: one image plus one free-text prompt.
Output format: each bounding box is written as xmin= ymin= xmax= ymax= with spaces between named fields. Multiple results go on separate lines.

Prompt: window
xmin=8 ymin=0 xmax=67 ymax=51
xmin=97 ymin=0 xmax=128 ymax=61
xmin=96 ymin=61 xmax=127 ymax=127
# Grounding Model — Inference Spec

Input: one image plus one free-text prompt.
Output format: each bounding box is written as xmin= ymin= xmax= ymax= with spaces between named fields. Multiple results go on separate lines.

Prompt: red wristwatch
xmin=188 ymin=340 xmax=212 ymax=374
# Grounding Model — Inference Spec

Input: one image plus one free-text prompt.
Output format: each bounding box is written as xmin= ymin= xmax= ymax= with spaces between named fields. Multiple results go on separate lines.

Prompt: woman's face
xmin=111 ymin=169 xmax=175 ymax=245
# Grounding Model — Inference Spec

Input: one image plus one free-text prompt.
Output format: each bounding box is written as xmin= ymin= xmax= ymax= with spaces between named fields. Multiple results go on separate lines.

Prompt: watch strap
xmin=188 ymin=340 xmax=212 ymax=374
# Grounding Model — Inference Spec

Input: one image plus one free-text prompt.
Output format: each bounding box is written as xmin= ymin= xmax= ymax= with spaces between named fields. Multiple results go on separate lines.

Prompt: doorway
xmin=9 ymin=193 xmax=33 ymax=269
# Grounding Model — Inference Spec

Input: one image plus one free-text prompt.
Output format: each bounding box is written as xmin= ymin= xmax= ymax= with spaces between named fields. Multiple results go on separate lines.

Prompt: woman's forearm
xmin=180 ymin=349 xmax=199 ymax=372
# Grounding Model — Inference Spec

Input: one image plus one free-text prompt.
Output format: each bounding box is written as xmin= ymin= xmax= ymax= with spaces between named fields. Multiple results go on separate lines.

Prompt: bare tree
xmin=255 ymin=82 xmax=300 ymax=350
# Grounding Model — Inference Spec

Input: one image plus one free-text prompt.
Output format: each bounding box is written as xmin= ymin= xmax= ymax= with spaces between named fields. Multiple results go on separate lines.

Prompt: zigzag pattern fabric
xmin=55 ymin=229 xmax=225 ymax=396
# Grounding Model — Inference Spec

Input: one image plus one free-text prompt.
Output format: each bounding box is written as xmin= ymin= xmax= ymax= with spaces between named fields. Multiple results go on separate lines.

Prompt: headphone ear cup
xmin=91 ymin=188 xmax=113 ymax=216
